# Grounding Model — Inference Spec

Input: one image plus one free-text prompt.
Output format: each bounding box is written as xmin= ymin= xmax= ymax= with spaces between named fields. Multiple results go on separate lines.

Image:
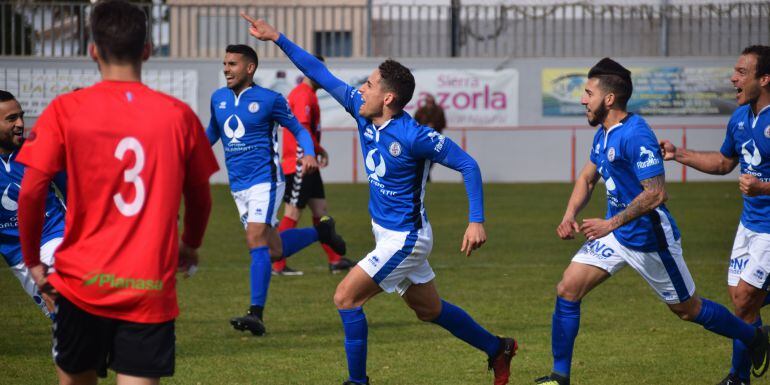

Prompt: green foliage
xmin=0 ymin=182 xmax=751 ymax=384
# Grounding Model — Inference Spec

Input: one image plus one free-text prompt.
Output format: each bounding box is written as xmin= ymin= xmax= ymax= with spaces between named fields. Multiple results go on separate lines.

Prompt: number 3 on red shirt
xmin=113 ymin=137 xmax=146 ymax=216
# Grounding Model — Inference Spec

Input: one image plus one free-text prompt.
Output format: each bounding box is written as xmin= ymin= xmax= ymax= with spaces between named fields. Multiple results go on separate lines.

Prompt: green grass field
xmin=0 ymin=182 xmax=759 ymax=384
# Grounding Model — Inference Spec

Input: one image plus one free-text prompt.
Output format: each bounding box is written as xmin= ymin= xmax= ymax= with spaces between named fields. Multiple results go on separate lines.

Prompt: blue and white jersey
xmin=720 ymin=104 xmax=770 ymax=234
xmin=0 ymin=151 xmax=66 ymax=266
xmin=275 ymin=34 xmax=484 ymax=232
xmin=207 ymin=84 xmax=315 ymax=192
xmin=589 ymin=113 xmax=680 ymax=252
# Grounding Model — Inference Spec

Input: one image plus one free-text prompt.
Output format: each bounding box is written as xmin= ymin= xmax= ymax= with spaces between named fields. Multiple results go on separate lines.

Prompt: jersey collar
xmin=231 ymin=83 xmax=256 ymax=107
xmin=750 ymin=104 xmax=770 ymax=129
xmin=600 ymin=113 xmax=632 ymax=148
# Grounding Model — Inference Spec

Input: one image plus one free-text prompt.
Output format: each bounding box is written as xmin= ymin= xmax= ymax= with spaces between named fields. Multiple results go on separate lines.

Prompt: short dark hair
xmin=226 ymin=44 xmax=259 ymax=67
xmin=378 ymin=59 xmax=415 ymax=110
xmin=742 ymin=45 xmax=770 ymax=79
xmin=588 ymin=57 xmax=633 ymax=110
xmin=0 ymin=90 xmax=15 ymax=103
xmin=90 ymin=0 xmax=148 ymax=64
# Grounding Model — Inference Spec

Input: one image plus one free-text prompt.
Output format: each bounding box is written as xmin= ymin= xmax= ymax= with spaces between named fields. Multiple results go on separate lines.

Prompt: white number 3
xmin=113 ymin=137 xmax=146 ymax=216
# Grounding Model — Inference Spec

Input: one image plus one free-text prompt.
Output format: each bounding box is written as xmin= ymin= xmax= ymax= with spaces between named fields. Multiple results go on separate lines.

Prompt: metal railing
xmin=1 ymin=1 xmax=768 ymax=58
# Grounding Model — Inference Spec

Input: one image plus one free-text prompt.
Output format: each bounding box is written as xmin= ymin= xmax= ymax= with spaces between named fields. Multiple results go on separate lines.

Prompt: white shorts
xmin=231 ymin=182 xmax=286 ymax=228
xmin=358 ymin=220 xmax=435 ymax=296
xmin=727 ymin=223 xmax=770 ymax=289
xmin=571 ymin=232 xmax=696 ymax=304
xmin=10 ymin=237 xmax=61 ymax=318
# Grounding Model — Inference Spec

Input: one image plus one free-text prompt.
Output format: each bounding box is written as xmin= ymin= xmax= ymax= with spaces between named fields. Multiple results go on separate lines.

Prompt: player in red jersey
xmin=275 ymin=60 xmax=355 ymax=276
xmin=17 ymin=1 xmax=218 ymax=384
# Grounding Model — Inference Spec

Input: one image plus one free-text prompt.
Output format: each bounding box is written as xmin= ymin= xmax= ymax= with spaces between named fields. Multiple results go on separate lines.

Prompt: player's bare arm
xmin=739 ymin=174 xmax=770 ymax=197
xmin=558 ymin=161 xmax=600 ymax=240
xmin=582 ymin=174 xmax=667 ymax=240
xmin=461 ymin=222 xmax=487 ymax=257
xmin=241 ymin=13 xmax=280 ymax=42
xmin=659 ymin=139 xmax=738 ymax=175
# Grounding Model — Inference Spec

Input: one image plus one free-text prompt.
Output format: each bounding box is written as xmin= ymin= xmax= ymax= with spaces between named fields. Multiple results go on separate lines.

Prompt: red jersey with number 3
xmin=281 ymin=82 xmax=321 ymax=175
xmin=17 ymin=81 xmax=218 ymax=323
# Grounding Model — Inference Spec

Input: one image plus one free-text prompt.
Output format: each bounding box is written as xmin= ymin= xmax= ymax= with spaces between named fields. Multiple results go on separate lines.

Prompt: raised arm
xmin=558 ymin=161 xmax=600 ymax=240
xmin=660 ymin=139 xmax=738 ymax=175
xmin=240 ymin=14 xmax=362 ymax=116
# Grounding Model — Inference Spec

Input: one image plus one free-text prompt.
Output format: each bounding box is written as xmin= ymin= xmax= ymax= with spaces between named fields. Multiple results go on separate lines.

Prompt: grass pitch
xmin=0 ymin=182 xmax=756 ymax=384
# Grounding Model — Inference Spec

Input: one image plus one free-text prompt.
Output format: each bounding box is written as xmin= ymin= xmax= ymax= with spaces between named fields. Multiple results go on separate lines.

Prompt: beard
xmin=587 ymin=101 xmax=609 ymax=127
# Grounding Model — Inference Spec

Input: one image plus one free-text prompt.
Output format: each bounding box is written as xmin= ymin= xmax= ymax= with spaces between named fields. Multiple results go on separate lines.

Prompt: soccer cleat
xmin=716 ymin=373 xmax=749 ymax=385
xmin=229 ymin=310 xmax=266 ymax=336
xmin=750 ymin=326 xmax=770 ymax=378
xmin=342 ymin=377 xmax=369 ymax=385
xmin=535 ymin=373 xmax=570 ymax=385
xmin=315 ymin=216 xmax=347 ymax=256
xmin=272 ymin=266 xmax=304 ymax=276
xmin=329 ymin=257 xmax=355 ymax=274
xmin=488 ymin=337 xmax=517 ymax=385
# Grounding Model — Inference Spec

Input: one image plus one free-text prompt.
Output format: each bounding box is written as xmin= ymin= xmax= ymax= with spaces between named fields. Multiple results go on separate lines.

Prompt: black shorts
xmin=283 ymin=171 xmax=325 ymax=209
xmin=53 ymin=295 xmax=175 ymax=378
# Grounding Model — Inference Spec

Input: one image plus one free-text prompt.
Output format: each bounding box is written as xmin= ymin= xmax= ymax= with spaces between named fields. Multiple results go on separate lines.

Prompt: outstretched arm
xmin=660 ymin=139 xmax=738 ymax=175
xmin=240 ymin=14 xmax=362 ymax=116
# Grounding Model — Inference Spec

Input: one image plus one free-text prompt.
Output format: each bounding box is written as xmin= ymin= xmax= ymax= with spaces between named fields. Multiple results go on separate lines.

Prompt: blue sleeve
xmin=625 ymin=130 xmax=664 ymax=181
xmin=272 ymin=95 xmax=316 ymax=158
xmin=52 ymin=171 xmax=67 ymax=201
xmin=274 ymin=34 xmax=363 ymax=119
xmin=589 ymin=132 xmax=600 ymax=165
xmin=411 ymin=127 xmax=484 ymax=222
xmin=720 ymin=117 xmax=736 ymax=158
xmin=206 ymin=97 xmax=220 ymax=145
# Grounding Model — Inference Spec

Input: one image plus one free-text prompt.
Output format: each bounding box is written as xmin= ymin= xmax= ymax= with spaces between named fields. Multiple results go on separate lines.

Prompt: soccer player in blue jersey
xmin=0 ymin=90 xmax=65 ymax=319
xmin=534 ymin=58 xmax=770 ymax=385
xmin=241 ymin=15 xmax=517 ymax=385
xmin=660 ymin=45 xmax=770 ymax=385
xmin=207 ymin=44 xmax=347 ymax=336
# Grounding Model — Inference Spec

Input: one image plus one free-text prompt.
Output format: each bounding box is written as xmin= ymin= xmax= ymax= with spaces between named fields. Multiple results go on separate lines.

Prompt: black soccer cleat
xmin=716 ymin=373 xmax=749 ymax=385
xmin=272 ymin=266 xmax=304 ymax=276
xmin=229 ymin=310 xmax=266 ymax=336
xmin=750 ymin=325 xmax=770 ymax=378
xmin=342 ymin=377 xmax=369 ymax=385
xmin=329 ymin=257 xmax=355 ymax=274
xmin=535 ymin=373 xmax=570 ymax=385
xmin=316 ymin=216 xmax=347 ymax=256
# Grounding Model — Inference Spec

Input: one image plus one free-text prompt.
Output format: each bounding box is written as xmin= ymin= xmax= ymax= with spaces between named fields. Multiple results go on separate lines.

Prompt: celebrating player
xmin=206 ymin=44 xmax=347 ymax=336
xmin=0 ymin=90 xmax=65 ymax=319
xmin=659 ymin=45 xmax=770 ymax=385
xmin=274 ymin=57 xmax=355 ymax=276
xmin=241 ymin=15 xmax=517 ymax=385
xmin=534 ymin=58 xmax=770 ymax=385
xmin=18 ymin=1 xmax=219 ymax=384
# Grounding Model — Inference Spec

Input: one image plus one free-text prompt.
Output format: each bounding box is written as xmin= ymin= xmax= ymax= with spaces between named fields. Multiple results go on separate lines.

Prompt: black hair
xmin=90 ymin=0 xmax=148 ymax=64
xmin=588 ymin=57 xmax=633 ymax=110
xmin=742 ymin=45 xmax=770 ymax=79
xmin=378 ymin=59 xmax=415 ymax=110
xmin=226 ymin=44 xmax=259 ymax=68
xmin=0 ymin=90 xmax=15 ymax=102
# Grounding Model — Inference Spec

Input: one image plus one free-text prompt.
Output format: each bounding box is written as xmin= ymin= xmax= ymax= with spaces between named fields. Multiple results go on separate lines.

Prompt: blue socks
xmin=249 ymin=246 xmax=271 ymax=307
xmin=339 ymin=307 xmax=368 ymax=384
xmin=552 ymin=297 xmax=581 ymax=377
xmin=731 ymin=318 xmax=762 ymax=382
xmin=431 ymin=299 xmax=500 ymax=357
xmin=695 ymin=298 xmax=757 ymax=346
xmin=279 ymin=227 xmax=319 ymax=258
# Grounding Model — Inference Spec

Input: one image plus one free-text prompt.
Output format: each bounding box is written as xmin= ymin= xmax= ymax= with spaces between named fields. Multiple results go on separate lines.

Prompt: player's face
xmin=0 ymin=99 xmax=24 ymax=152
xmin=731 ymin=54 xmax=767 ymax=106
xmin=358 ymin=69 xmax=387 ymax=119
xmin=223 ymin=52 xmax=254 ymax=92
xmin=581 ymin=78 xmax=608 ymax=127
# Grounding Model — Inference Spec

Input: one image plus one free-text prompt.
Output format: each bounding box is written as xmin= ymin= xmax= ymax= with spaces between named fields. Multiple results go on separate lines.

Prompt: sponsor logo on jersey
xmin=428 ymin=131 xmax=446 ymax=152
xmin=607 ymin=147 xmax=616 ymax=162
xmin=223 ymin=114 xmax=246 ymax=144
xmin=1 ymin=183 xmax=19 ymax=211
xmin=738 ymin=121 xmax=745 ymax=130
xmin=364 ymin=127 xmax=374 ymax=140
xmin=604 ymin=176 xmax=616 ymax=192
xmin=248 ymin=102 xmax=260 ymax=113
xmin=595 ymin=143 xmax=600 ymax=154
xmin=219 ymin=101 xmax=227 ymax=109
xmin=389 ymin=141 xmax=402 ymax=157
xmin=366 ymin=148 xmax=387 ymax=181
xmin=82 ymin=271 xmax=163 ymax=292
xmin=636 ymin=146 xmax=660 ymax=169
xmin=741 ymin=139 xmax=762 ymax=171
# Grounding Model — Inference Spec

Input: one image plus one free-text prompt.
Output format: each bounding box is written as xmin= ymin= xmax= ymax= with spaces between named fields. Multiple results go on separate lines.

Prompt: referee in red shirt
xmin=18 ymin=1 xmax=218 ymax=384
xmin=275 ymin=58 xmax=354 ymax=276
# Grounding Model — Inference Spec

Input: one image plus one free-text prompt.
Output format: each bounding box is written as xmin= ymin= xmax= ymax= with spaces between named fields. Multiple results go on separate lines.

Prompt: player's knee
xmin=414 ymin=306 xmax=440 ymax=322
xmin=333 ymin=287 xmax=355 ymax=309
xmin=556 ymin=280 xmax=583 ymax=302
xmin=268 ymin=245 xmax=283 ymax=261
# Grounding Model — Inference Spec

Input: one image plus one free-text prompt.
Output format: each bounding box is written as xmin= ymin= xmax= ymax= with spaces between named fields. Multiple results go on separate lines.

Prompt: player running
xmin=659 ymin=45 xmax=770 ymax=385
xmin=0 ymin=90 xmax=65 ymax=319
xmin=274 ymin=57 xmax=355 ymax=276
xmin=18 ymin=1 xmax=219 ymax=383
xmin=206 ymin=44 xmax=347 ymax=336
xmin=241 ymin=15 xmax=517 ymax=385
xmin=534 ymin=58 xmax=770 ymax=385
